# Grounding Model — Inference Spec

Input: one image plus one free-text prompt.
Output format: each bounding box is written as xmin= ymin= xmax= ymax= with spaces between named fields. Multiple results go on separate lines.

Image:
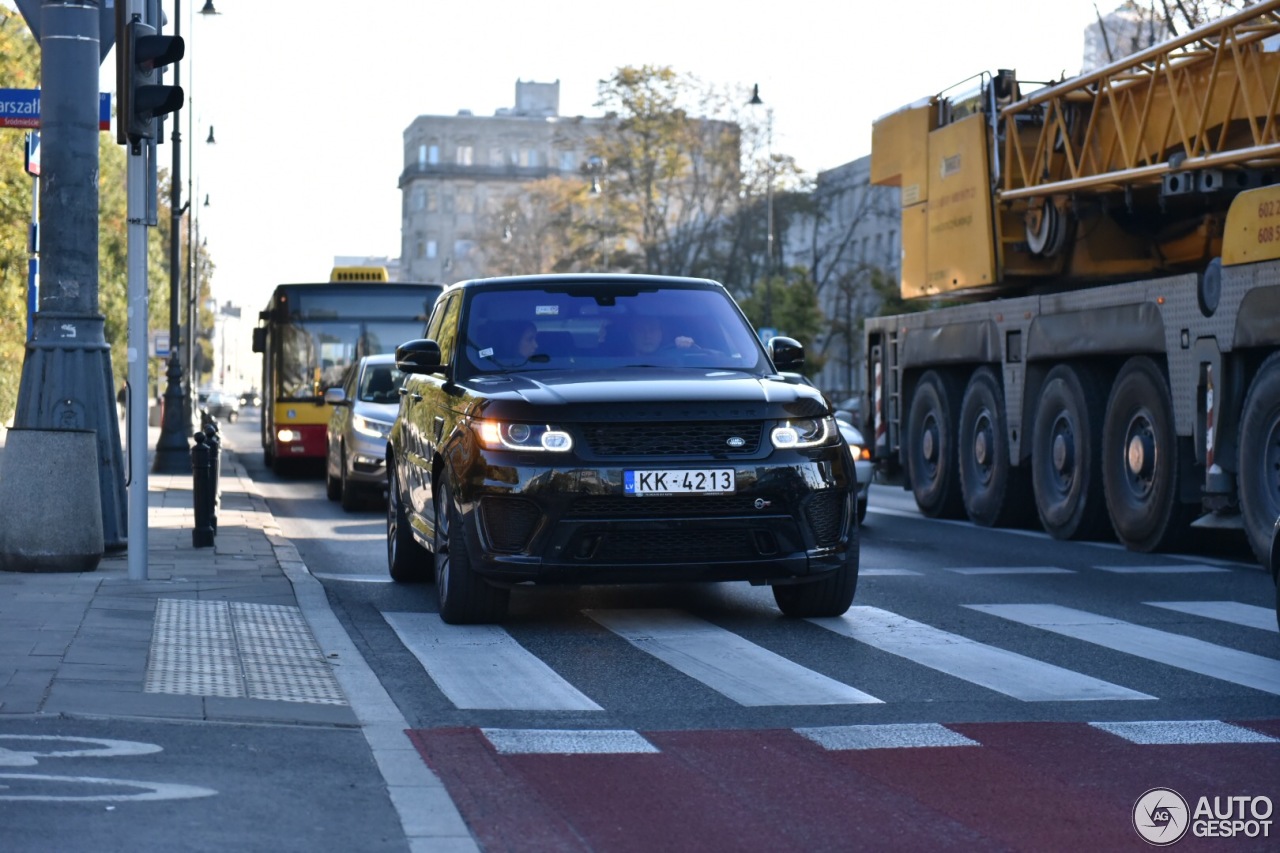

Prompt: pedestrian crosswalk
xmin=383 ymin=597 xmax=1280 ymax=714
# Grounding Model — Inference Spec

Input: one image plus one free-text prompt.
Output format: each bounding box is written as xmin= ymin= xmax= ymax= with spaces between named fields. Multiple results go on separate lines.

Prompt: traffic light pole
xmin=10 ymin=0 xmax=127 ymax=556
xmin=126 ymin=137 xmax=150 ymax=579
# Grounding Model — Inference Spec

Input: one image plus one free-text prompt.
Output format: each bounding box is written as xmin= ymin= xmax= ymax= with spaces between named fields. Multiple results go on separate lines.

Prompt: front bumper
xmin=454 ymin=454 xmax=857 ymax=585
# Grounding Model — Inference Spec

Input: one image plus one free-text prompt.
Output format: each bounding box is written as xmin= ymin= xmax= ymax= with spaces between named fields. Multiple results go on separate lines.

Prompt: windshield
xmin=358 ymin=362 xmax=405 ymax=404
xmin=278 ymin=320 xmax=424 ymax=400
xmin=459 ymin=284 xmax=765 ymax=376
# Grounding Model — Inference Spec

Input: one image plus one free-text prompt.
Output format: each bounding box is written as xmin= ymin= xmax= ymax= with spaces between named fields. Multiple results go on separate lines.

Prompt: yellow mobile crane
xmin=863 ymin=0 xmax=1280 ymax=562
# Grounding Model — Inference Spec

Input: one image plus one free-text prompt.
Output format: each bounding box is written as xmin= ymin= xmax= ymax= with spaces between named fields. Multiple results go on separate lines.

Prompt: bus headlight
xmin=277 ymin=429 xmax=304 ymax=443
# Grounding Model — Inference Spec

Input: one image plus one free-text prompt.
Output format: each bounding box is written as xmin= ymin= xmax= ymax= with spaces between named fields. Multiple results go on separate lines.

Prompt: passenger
xmin=488 ymin=320 xmax=538 ymax=361
xmin=627 ymin=315 xmax=694 ymax=356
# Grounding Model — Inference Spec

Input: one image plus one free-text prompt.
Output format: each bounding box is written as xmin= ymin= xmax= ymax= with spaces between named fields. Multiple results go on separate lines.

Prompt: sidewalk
xmin=0 ymin=424 xmax=477 ymax=851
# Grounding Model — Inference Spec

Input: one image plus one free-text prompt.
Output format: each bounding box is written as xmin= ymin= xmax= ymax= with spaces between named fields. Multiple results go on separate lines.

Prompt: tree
xmin=590 ymin=66 xmax=749 ymax=277
xmin=737 ymin=266 xmax=826 ymax=377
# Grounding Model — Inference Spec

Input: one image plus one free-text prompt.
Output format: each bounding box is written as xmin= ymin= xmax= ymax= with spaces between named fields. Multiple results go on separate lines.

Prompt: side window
xmin=423 ymin=292 xmax=453 ymax=342
xmin=343 ymin=365 xmax=358 ymax=399
xmin=434 ymin=295 xmax=463 ymax=368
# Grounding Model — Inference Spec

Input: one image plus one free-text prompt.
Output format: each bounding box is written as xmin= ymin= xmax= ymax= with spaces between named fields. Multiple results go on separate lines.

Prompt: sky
xmin=11 ymin=0 xmax=1108 ymax=314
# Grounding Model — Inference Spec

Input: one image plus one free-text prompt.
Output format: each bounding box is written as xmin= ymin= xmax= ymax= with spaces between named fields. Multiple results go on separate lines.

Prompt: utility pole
xmin=11 ymin=0 xmax=127 ymax=554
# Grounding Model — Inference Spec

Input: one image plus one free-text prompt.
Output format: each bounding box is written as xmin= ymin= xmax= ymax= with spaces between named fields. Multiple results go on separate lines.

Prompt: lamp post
xmin=154 ymin=0 xmax=218 ymax=470
xmin=748 ymin=84 xmax=774 ymax=328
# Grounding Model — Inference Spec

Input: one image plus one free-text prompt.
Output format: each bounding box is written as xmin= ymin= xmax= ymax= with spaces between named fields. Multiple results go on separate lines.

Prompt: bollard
xmin=203 ymin=422 xmax=221 ymax=532
xmin=191 ymin=431 xmax=215 ymax=547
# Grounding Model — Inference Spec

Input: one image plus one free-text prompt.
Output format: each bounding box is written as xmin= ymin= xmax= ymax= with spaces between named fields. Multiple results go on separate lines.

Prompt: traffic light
xmin=117 ymin=15 xmax=184 ymax=146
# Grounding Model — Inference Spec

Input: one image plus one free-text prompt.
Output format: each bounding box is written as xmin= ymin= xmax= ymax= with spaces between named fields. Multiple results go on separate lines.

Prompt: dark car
xmin=386 ymin=274 xmax=860 ymax=624
xmin=199 ymin=389 xmax=240 ymax=423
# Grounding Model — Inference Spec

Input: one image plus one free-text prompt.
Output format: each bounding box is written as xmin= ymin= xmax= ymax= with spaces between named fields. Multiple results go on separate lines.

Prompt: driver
xmin=628 ymin=315 xmax=694 ymax=355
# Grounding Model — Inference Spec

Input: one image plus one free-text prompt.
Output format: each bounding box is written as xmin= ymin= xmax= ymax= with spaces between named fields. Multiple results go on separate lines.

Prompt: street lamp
xmin=154 ymin=0 xmax=220 ymax=472
xmin=749 ymin=84 xmax=775 ymax=328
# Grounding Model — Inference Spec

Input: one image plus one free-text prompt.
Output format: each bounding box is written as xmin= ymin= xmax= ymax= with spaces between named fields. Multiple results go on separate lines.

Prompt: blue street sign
xmin=0 ymin=89 xmax=111 ymax=131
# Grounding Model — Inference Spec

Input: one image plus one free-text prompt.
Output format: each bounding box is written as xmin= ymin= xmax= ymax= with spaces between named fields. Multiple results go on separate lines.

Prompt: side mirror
xmin=323 ymin=387 xmax=347 ymax=405
xmin=768 ymin=336 xmax=805 ymax=373
xmin=396 ymin=338 xmax=443 ymax=375
xmin=251 ymin=327 xmax=266 ymax=353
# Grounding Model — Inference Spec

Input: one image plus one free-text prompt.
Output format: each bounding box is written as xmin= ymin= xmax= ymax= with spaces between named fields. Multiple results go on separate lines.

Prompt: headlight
xmin=475 ymin=420 xmax=573 ymax=452
xmin=277 ymin=429 xmax=303 ymax=443
xmin=353 ymin=414 xmax=393 ymax=439
xmin=770 ymin=416 xmax=833 ymax=449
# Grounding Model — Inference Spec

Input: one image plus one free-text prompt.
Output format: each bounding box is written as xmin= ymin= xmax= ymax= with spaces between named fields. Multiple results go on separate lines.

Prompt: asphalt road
xmin=222 ymin=412 xmax=1280 ymax=850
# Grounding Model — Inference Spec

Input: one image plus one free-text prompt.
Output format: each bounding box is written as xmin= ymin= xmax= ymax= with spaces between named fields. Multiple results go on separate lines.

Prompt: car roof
xmin=439 ymin=273 xmax=723 ymax=297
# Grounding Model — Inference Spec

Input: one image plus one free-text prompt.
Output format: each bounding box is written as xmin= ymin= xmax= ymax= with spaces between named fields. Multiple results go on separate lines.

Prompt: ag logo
xmin=1133 ymin=787 xmax=1189 ymax=845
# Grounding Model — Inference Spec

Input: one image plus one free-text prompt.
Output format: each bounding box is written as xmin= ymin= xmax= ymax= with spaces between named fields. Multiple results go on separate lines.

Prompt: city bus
xmin=251 ymin=267 xmax=442 ymax=471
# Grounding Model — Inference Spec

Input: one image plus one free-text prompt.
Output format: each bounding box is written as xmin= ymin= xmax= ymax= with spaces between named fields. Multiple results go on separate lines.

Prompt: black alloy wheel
xmin=387 ymin=463 xmax=431 ymax=583
xmin=434 ymin=482 xmax=509 ymax=624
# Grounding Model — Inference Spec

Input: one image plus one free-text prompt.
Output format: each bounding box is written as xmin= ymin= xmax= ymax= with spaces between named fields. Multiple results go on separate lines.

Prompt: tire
xmin=1239 ymin=353 xmax=1280 ymax=565
xmin=959 ymin=367 xmax=1032 ymax=527
xmin=857 ymin=497 xmax=868 ymax=526
xmin=1102 ymin=357 xmax=1191 ymax=552
xmin=387 ymin=463 xmax=431 ymax=583
xmin=1031 ymin=364 xmax=1110 ymax=540
xmin=1270 ymin=516 xmax=1280 ymax=632
xmin=905 ymin=370 xmax=965 ymax=519
xmin=325 ymin=445 xmax=341 ymax=501
xmin=773 ymin=522 xmax=859 ymax=618
xmin=227 ymin=410 xmax=239 ymax=423
xmin=434 ymin=483 xmax=509 ymax=624
xmin=339 ymin=448 xmax=361 ymax=511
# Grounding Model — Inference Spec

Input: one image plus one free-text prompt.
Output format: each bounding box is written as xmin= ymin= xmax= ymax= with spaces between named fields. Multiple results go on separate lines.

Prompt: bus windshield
xmin=278 ymin=319 xmax=426 ymax=400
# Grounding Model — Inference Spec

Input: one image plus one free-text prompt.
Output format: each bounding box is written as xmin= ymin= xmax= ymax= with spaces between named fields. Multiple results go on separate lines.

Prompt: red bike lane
xmin=408 ymin=720 xmax=1280 ymax=852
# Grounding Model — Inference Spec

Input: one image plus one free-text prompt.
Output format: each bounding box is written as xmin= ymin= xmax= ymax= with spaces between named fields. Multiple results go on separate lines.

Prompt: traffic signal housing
xmin=117 ymin=16 xmax=184 ymax=146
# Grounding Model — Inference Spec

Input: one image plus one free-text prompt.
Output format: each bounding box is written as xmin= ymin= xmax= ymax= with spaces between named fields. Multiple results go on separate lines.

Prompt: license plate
xmin=624 ymin=468 xmax=735 ymax=495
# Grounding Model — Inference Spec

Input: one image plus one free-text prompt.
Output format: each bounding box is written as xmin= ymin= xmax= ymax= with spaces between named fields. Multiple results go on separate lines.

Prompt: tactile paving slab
xmin=145 ymin=599 xmax=347 ymax=705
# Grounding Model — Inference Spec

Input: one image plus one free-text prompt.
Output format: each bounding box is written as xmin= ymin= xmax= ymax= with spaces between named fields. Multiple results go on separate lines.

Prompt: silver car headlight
xmin=353 ymin=414 xmax=393 ymax=440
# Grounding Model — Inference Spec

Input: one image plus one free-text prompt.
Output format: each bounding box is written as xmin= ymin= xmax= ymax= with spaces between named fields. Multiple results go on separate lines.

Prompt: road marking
xmin=0 ymin=736 xmax=162 ymax=767
xmin=796 ymin=723 xmax=979 ymax=750
xmin=860 ymin=568 xmax=922 ymax=576
xmin=968 ymin=603 xmax=1280 ymax=696
xmin=946 ymin=567 xmax=1074 ymax=575
xmin=383 ymin=612 xmax=602 ymax=711
xmin=0 ymin=773 xmax=216 ymax=802
xmin=811 ymin=607 xmax=1152 ymax=702
xmin=585 ymin=609 xmax=881 ymax=706
xmin=1090 ymin=720 xmax=1279 ymax=745
xmin=480 ymin=729 xmax=659 ymax=755
xmin=1092 ymin=564 xmax=1231 ymax=573
xmin=1145 ymin=601 xmax=1279 ymax=632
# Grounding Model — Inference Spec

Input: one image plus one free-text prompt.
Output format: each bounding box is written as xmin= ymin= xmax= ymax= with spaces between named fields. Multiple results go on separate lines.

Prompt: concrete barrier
xmin=0 ymin=428 xmax=103 ymax=572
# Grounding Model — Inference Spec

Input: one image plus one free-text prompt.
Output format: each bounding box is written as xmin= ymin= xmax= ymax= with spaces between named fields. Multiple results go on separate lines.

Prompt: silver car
xmin=325 ymin=354 xmax=404 ymax=510
xmin=838 ymin=419 xmax=872 ymax=525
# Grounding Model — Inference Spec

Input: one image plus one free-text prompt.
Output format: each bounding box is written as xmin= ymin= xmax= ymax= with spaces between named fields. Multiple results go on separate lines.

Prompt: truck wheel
xmin=906 ymin=370 xmax=965 ymax=518
xmin=1102 ymin=357 xmax=1190 ymax=552
xmin=434 ymin=483 xmax=509 ymax=624
xmin=1240 ymin=353 xmax=1280 ymax=565
xmin=773 ymin=525 xmax=859 ymax=618
xmin=1031 ymin=364 xmax=1110 ymax=540
xmin=387 ymin=463 xmax=431 ymax=583
xmin=959 ymin=367 xmax=1031 ymax=527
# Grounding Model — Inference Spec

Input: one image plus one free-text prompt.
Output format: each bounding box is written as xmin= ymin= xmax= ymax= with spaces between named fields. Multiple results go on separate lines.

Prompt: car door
xmin=403 ymin=292 xmax=460 ymax=526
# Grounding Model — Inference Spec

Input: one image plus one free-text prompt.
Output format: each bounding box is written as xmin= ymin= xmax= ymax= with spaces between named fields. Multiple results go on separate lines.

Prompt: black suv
xmin=386 ymin=274 xmax=860 ymax=624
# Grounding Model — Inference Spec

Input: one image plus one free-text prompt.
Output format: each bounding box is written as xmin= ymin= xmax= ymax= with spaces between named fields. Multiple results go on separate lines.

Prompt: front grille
xmin=580 ymin=421 xmax=763 ymax=457
xmin=478 ymin=496 xmax=542 ymax=553
xmin=584 ymin=529 xmax=760 ymax=563
xmin=805 ymin=490 xmax=846 ymax=547
xmin=565 ymin=495 xmax=766 ymax=518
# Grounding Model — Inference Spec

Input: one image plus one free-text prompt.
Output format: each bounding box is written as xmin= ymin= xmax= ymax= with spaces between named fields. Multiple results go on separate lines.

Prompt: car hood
xmin=461 ymin=368 xmax=827 ymax=419
xmin=352 ymin=401 xmax=400 ymax=421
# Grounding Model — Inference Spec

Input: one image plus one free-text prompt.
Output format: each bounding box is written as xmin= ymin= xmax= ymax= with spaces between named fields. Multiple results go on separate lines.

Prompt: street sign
xmin=152 ymin=331 xmax=170 ymax=358
xmin=757 ymin=326 xmax=779 ymax=342
xmin=0 ymin=89 xmax=112 ymax=131
xmin=24 ymin=131 xmax=39 ymax=177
